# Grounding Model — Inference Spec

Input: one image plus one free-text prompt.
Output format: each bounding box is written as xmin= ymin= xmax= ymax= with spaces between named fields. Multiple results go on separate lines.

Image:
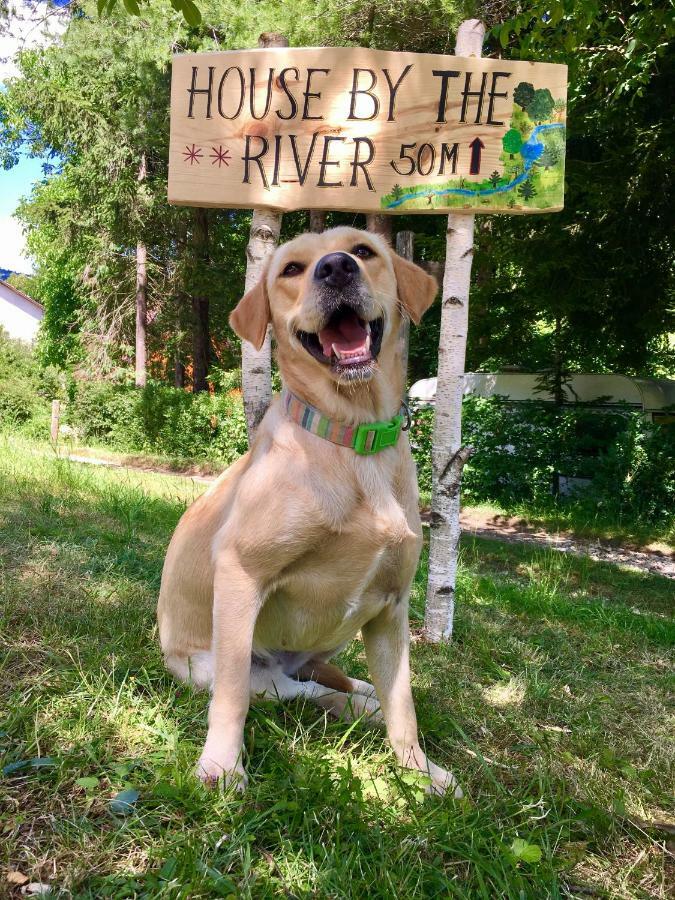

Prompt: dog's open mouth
xmin=297 ymin=306 xmax=384 ymax=371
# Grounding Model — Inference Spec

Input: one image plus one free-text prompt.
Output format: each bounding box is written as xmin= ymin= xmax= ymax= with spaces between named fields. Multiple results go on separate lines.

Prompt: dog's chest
xmin=253 ymin=467 xmax=420 ymax=653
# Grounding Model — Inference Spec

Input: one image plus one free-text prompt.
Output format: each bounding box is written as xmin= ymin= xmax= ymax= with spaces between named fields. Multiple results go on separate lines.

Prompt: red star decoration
xmin=183 ymin=144 xmax=203 ymax=165
xmin=210 ymin=145 xmax=231 ymax=167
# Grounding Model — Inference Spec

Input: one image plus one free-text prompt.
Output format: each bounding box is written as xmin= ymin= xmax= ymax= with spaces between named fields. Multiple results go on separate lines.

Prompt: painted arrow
xmin=469 ymin=137 xmax=485 ymax=175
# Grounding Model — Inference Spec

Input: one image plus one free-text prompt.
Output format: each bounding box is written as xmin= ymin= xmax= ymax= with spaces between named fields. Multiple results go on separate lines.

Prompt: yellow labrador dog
xmin=157 ymin=226 xmax=461 ymax=797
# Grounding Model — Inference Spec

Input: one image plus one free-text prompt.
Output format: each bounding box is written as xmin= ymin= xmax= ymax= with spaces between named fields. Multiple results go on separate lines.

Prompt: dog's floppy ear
xmin=229 ymin=272 xmax=270 ymax=351
xmin=391 ymin=252 xmax=438 ymax=324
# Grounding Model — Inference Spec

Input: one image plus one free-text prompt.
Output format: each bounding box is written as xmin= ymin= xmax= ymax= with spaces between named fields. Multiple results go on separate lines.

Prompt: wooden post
xmin=50 ymin=400 xmax=60 ymax=444
xmin=395 ymin=230 xmax=414 ymax=391
xmin=424 ymin=19 xmax=485 ymax=642
xmin=366 ymin=214 xmax=392 ymax=243
xmin=309 ymin=211 xmax=326 ymax=233
xmin=241 ymin=32 xmax=287 ymax=441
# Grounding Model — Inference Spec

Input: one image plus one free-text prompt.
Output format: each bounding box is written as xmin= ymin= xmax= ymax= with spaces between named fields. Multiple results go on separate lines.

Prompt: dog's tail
xmin=295 ymin=659 xmax=356 ymax=694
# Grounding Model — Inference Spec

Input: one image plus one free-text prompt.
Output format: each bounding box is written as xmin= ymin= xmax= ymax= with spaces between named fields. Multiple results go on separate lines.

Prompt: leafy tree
xmin=104 ymin=0 xmax=202 ymax=26
xmin=6 ymin=272 xmax=39 ymax=299
xmin=0 ymin=2 xmax=253 ymax=387
xmin=502 ymin=128 xmax=523 ymax=158
xmin=513 ymin=81 xmax=535 ymax=110
xmin=526 ymin=88 xmax=555 ymax=123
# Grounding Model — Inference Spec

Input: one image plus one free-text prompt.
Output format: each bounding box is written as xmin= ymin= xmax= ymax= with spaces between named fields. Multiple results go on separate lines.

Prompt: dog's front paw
xmin=425 ymin=759 xmax=463 ymax=799
xmin=196 ymin=747 xmax=248 ymax=792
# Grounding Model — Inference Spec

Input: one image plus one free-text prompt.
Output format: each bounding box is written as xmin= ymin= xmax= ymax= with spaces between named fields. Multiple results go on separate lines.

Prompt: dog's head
xmin=230 ymin=226 xmax=437 ymax=386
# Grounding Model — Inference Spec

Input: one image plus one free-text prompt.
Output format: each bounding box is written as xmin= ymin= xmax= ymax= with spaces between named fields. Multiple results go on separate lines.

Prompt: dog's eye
xmin=281 ymin=261 xmax=305 ymax=277
xmin=352 ymin=244 xmax=376 ymax=260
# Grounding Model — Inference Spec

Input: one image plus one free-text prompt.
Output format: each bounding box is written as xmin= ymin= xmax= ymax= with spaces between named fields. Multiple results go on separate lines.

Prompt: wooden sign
xmin=168 ymin=47 xmax=567 ymax=215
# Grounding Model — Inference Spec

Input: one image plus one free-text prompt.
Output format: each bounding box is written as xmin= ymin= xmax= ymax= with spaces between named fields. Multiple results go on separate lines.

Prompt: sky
xmin=0 ymin=1 xmax=69 ymax=274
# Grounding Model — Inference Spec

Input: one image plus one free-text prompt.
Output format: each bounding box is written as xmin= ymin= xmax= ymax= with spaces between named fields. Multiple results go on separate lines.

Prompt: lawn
xmin=1 ymin=435 xmax=673 ymax=898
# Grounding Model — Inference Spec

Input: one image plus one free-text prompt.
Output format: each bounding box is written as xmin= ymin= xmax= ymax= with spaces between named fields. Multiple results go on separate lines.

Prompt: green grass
xmin=1 ymin=435 xmax=673 ymax=898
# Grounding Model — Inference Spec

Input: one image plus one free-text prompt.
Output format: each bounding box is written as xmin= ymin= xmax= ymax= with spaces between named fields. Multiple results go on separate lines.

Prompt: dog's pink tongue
xmin=319 ymin=315 xmax=368 ymax=357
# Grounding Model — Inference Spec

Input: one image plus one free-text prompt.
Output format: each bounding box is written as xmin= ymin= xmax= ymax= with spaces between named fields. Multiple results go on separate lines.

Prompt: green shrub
xmin=409 ymin=397 xmax=675 ymax=528
xmin=0 ymin=328 xmax=51 ymax=431
xmin=66 ymin=377 xmax=248 ymax=464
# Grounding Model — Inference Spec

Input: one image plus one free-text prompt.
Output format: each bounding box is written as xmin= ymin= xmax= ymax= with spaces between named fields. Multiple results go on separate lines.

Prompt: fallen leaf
xmin=7 ymin=871 xmax=29 ymax=885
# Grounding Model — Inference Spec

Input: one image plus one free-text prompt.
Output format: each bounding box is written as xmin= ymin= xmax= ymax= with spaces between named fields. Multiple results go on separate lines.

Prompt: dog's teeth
xmin=332 ymin=343 xmax=344 ymax=360
xmin=365 ymin=334 xmax=371 ymax=351
xmin=365 ymin=322 xmax=371 ymax=335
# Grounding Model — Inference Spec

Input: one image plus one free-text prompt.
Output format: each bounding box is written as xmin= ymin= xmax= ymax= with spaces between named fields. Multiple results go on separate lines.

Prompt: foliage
xmin=0 ymin=328 xmax=63 ymax=435
xmin=65 ymin=378 xmax=248 ymax=463
xmin=471 ymin=0 xmax=675 ymax=378
xmin=410 ymin=398 xmax=675 ymax=531
xmin=102 ymin=0 xmax=202 ymax=26
xmin=2 ymin=0 xmax=673 ymax=385
xmin=0 ymin=329 xmax=246 ymax=463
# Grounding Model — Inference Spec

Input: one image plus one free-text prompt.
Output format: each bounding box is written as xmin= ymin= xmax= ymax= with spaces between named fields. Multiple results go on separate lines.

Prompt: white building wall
xmin=0 ymin=282 xmax=44 ymax=343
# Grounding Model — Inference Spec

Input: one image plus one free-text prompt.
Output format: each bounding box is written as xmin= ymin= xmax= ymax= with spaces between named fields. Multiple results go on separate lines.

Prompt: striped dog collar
xmin=282 ymin=389 xmax=408 ymax=455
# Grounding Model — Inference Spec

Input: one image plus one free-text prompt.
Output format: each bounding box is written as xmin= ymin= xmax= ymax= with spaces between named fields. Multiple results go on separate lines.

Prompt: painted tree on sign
xmin=527 ymin=88 xmax=555 ymax=123
xmin=518 ymin=179 xmax=536 ymax=200
xmin=489 ymin=170 xmax=501 ymax=188
xmin=538 ymin=144 xmax=560 ymax=170
xmin=502 ymin=128 xmax=523 ymax=158
xmin=513 ymin=81 xmax=535 ymax=110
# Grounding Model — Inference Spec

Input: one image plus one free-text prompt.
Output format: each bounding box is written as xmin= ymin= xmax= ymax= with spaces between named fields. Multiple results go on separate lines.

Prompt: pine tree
xmin=518 ymin=179 xmax=536 ymax=201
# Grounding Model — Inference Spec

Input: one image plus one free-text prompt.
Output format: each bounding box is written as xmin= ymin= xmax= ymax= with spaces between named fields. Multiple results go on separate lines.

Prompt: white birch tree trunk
xmin=424 ymin=19 xmax=485 ymax=642
xmin=134 ymin=153 xmax=148 ymax=388
xmin=242 ymin=209 xmax=281 ymax=439
xmin=241 ymin=33 xmax=287 ymax=442
xmin=134 ymin=240 xmax=147 ymax=387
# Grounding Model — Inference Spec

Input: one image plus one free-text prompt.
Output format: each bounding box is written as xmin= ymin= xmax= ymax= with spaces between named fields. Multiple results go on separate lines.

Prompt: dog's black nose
xmin=314 ymin=252 xmax=359 ymax=289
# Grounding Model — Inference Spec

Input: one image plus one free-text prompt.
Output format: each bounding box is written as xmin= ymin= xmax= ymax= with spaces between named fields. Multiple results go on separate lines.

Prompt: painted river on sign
xmin=384 ymin=122 xmax=565 ymax=209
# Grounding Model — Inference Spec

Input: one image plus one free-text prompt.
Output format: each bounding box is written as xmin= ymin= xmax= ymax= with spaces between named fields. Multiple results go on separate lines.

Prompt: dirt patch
xmin=451 ymin=509 xmax=674 ymax=579
xmin=67 ymin=453 xmax=220 ymax=484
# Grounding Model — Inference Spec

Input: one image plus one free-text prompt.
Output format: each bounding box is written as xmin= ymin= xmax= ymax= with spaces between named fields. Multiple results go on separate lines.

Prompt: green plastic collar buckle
xmin=352 ymin=414 xmax=405 ymax=455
